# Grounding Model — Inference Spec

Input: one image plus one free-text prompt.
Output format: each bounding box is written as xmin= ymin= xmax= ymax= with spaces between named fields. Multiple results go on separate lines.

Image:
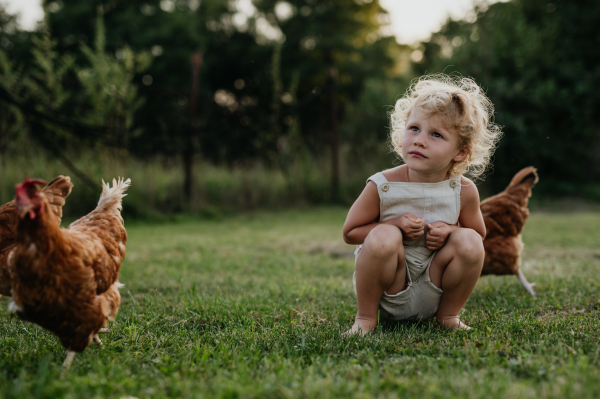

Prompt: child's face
xmin=402 ymin=107 xmax=468 ymax=176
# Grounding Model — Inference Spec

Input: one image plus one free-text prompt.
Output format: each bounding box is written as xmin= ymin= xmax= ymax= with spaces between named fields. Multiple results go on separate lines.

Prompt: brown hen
xmin=480 ymin=166 xmax=539 ymax=296
xmin=8 ymin=177 xmax=130 ymax=368
xmin=0 ymin=176 xmax=73 ymax=297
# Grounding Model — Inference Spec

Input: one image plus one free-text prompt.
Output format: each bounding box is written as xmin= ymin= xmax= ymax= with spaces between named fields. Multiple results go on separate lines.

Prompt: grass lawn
xmin=1 ymin=207 xmax=599 ymax=398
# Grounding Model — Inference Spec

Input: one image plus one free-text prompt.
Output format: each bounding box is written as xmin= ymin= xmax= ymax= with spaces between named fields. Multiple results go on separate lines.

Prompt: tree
xmin=43 ymin=0 xmax=408 ymax=167
xmin=0 ymin=4 xmax=151 ymax=194
xmin=252 ymin=0 xmax=404 ymax=152
xmin=76 ymin=9 xmax=151 ymax=147
xmin=414 ymin=0 xmax=600 ymax=197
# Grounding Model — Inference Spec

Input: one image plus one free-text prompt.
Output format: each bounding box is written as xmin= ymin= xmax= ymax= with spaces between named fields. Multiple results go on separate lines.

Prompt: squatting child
xmin=343 ymin=74 xmax=502 ymax=334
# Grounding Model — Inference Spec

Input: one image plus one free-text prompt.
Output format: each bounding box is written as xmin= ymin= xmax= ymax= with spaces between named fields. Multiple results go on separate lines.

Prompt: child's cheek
xmin=402 ymin=133 xmax=411 ymax=148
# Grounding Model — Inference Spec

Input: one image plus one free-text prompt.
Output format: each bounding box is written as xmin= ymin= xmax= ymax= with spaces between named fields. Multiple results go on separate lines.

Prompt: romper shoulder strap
xmin=449 ymin=175 xmax=462 ymax=189
xmin=366 ymin=172 xmax=388 ymax=186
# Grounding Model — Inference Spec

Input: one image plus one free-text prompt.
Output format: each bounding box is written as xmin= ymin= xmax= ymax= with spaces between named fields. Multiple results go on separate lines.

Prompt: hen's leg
xmin=63 ymin=351 xmax=77 ymax=369
xmin=93 ymin=328 xmax=113 ymax=346
xmin=430 ymin=228 xmax=485 ymax=330
xmin=347 ymin=225 xmax=407 ymax=336
xmin=517 ymin=270 xmax=536 ymax=297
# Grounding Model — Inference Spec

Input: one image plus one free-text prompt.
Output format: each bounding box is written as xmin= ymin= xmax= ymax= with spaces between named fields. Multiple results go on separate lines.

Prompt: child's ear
xmin=453 ymin=147 xmax=469 ymax=162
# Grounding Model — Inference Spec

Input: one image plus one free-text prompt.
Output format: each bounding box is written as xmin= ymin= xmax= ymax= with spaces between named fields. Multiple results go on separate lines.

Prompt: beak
xmin=17 ymin=203 xmax=34 ymax=219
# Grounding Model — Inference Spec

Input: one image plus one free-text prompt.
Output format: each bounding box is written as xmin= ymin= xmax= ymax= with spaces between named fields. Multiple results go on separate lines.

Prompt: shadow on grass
xmin=377 ymin=318 xmax=437 ymax=333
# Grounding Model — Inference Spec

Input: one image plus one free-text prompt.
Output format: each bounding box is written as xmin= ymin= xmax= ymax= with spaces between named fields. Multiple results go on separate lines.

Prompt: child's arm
xmin=343 ymin=182 xmax=425 ymax=245
xmin=425 ymin=178 xmax=486 ymax=250
xmin=457 ymin=178 xmax=486 ymax=238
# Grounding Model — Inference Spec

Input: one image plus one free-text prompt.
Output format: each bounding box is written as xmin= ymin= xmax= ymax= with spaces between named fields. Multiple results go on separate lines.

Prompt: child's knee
xmin=364 ymin=225 xmax=403 ymax=257
xmin=449 ymin=228 xmax=484 ymax=263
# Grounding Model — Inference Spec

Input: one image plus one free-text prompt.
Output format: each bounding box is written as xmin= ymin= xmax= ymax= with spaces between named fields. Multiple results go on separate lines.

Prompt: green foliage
xmin=253 ymin=0 xmax=410 ymax=158
xmin=43 ymin=0 xmax=237 ymax=157
xmin=24 ymin=34 xmax=74 ymax=111
xmin=414 ymin=0 xmax=600 ymax=196
xmin=0 ymin=149 xmax=376 ymax=218
xmin=1 ymin=209 xmax=600 ymax=397
xmin=0 ymin=31 xmax=75 ymax=159
xmin=39 ymin=0 xmax=409 ymax=164
xmin=0 ymin=48 xmax=25 ymax=155
xmin=0 ymin=4 xmax=152 ymax=163
xmin=76 ymin=10 xmax=151 ymax=144
xmin=6 ymin=0 xmax=600 ymax=202
xmin=1 ymin=1 xmax=411 ymax=204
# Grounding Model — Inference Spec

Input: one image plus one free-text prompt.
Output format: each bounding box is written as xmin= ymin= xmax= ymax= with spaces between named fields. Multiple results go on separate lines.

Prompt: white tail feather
xmin=96 ymin=177 xmax=131 ymax=216
xmin=114 ymin=282 xmax=125 ymax=289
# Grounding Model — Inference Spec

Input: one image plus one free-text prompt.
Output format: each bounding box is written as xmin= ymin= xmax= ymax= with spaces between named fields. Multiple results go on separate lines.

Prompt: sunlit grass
xmin=0 ymin=208 xmax=599 ymax=398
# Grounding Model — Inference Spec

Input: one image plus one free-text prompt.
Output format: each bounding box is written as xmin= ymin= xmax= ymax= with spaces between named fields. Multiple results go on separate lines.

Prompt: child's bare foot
xmin=436 ymin=316 xmax=471 ymax=331
xmin=344 ymin=317 xmax=377 ymax=336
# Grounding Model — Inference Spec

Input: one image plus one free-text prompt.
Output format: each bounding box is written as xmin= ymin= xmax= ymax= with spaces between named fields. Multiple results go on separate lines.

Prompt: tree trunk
xmin=184 ymin=52 xmax=203 ymax=205
xmin=329 ymin=68 xmax=340 ymax=201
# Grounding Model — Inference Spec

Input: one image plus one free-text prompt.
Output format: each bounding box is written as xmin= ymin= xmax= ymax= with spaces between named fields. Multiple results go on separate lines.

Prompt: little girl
xmin=343 ymin=74 xmax=502 ymax=334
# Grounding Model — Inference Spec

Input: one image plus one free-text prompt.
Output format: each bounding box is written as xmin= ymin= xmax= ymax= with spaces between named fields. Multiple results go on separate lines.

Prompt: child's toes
xmin=437 ymin=316 xmax=471 ymax=331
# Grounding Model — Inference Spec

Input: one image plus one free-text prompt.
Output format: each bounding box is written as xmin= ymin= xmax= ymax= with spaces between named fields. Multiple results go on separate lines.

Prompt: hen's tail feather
xmin=506 ymin=166 xmax=539 ymax=192
xmin=96 ymin=178 xmax=131 ymax=216
xmin=41 ymin=176 xmax=73 ymax=221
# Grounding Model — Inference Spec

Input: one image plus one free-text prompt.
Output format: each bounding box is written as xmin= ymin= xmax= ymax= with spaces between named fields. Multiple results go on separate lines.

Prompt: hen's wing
xmin=481 ymin=167 xmax=538 ymax=238
xmin=68 ymin=178 xmax=130 ymax=295
xmin=42 ymin=176 xmax=74 ymax=222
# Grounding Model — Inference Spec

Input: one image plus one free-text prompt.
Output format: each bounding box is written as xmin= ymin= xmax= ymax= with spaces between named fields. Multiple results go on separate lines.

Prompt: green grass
xmin=1 ymin=208 xmax=599 ymax=398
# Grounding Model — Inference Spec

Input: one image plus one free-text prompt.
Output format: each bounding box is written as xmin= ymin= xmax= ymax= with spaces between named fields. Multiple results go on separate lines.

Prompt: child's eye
xmin=432 ymin=132 xmax=442 ymax=138
xmin=410 ymin=126 xmax=419 ymax=132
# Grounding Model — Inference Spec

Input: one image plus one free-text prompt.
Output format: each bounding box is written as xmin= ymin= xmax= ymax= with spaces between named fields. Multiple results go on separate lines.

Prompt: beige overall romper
xmin=353 ymin=172 xmax=462 ymax=321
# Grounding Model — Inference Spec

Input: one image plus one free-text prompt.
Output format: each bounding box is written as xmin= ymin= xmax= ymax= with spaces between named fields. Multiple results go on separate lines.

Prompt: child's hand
xmin=397 ymin=213 xmax=425 ymax=241
xmin=425 ymin=222 xmax=454 ymax=250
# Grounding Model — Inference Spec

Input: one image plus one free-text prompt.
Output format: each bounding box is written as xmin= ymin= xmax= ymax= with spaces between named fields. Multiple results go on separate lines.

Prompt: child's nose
xmin=413 ymin=132 xmax=426 ymax=147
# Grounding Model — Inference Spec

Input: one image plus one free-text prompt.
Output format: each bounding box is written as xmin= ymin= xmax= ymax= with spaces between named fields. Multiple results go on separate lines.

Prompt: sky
xmin=0 ymin=0 xmax=506 ymax=44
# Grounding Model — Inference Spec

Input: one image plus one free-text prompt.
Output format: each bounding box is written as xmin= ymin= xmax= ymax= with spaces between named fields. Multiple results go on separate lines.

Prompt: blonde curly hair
xmin=389 ymin=74 xmax=503 ymax=179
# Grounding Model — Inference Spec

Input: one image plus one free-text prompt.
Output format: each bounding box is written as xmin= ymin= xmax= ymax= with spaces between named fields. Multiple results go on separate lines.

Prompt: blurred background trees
xmin=415 ymin=0 xmax=600 ymax=197
xmin=0 ymin=0 xmax=599 ymax=216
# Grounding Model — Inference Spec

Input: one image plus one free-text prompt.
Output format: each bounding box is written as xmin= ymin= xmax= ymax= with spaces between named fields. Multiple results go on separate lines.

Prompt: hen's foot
xmin=437 ymin=316 xmax=471 ymax=331
xmin=63 ymin=351 xmax=76 ymax=369
xmin=98 ymin=328 xmax=112 ymax=334
xmin=93 ymin=335 xmax=103 ymax=346
xmin=517 ymin=270 xmax=536 ymax=297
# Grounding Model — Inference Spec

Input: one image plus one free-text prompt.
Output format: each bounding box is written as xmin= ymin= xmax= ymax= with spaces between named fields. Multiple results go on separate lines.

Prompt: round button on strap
xmin=381 ymin=183 xmax=389 ymax=192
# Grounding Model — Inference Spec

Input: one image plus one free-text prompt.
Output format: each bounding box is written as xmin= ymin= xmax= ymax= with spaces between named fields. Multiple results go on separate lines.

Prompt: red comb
xmin=15 ymin=178 xmax=47 ymax=189
xmin=26 ymin=178 xmax=47 ymax=186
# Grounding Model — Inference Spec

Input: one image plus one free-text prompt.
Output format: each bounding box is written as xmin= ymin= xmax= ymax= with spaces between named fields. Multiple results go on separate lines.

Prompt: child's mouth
xmin=409 ymin=151 xmax=427 ymax=159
